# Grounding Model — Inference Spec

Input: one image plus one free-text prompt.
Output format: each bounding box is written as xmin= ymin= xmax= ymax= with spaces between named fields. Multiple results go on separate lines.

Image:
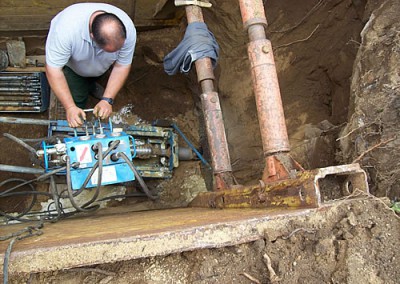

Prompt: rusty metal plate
xmin=190 ymin=164 xmax=369 ymax=209
xmin=0 ymin=206 xmax=315 ymax=275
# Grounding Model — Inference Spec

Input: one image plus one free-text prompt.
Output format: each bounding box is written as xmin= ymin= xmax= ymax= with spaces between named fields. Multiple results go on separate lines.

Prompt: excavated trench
xmin=1 ymin=0 xmax=400 ymax=283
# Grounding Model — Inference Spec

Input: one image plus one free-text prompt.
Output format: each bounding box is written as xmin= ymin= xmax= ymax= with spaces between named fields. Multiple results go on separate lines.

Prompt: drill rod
xmin=0 ymin=92 xmax=41 ymax=96
xmin=0 ymin=75 xmax=39 ymax=80
xmin=0 ymin=82 xmax=41 ymax=87
xmin=0 ymin=95 xmax=41 ymax=101
xmin=0 ymin=106 xmax=41 ymax=111
xmin=0 ymin=164 xmax=45 ymax=174
xmin=0 ymin=101 xmax=41 ymax=107
xmin=0 ymin=87 xmax=40 ymax=92
xmin=0 ymin=116 xmax=50 ymax=125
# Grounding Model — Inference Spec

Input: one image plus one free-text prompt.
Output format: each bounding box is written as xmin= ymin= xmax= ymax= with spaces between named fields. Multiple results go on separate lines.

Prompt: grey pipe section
xmin=0 ymin=164 xmax=45 ymax=174
xmin=0 ymin=87 xmax=40 ymax=92
xmin=0 ymin=76 xmax=38 ymax=80
xmin=0 ymin=101 xmax=41 ymax=107
xmin=0 ymin=116 xmax=50 ymax=125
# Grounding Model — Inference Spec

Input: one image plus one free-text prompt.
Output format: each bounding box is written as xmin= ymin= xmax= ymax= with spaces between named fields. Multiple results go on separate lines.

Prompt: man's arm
xmin=45 ymin=64 xmax=86 ymax=127
xmin=93 ymin=63 xmax=131 ymax=119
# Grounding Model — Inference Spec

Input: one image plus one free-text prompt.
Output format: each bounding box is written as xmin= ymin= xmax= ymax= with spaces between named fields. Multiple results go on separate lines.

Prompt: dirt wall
xmin=200 ymin=0 xmax=370 ymax=183
xmin=339 ymin=0 xmax=400 ymax=198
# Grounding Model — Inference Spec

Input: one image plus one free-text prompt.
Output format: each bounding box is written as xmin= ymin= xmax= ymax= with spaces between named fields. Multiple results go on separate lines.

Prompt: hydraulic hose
xmin=48 ymin=175 xmax=62 ymax=222
xmin=81 ymin=142 xmax=103 ymax=209
xmin=0 ymin=178 xmax=37 ymax=220
xmin=0 ymin=163 xmax=79 ymax=197
xmin=0 ymin=191 xmax=51 ymax=197
xmin=66 ymin=139 xmax=119 ymax=212
xmin=37 ymin=164 xmax=79 ymax=181
xmin=74 ymin=140 xmax=120 ymax=196
xmin=3 ymin=133 xmax=37 ymax=156
xmin=0 ymin=163 xmax=79 ymax=221
xmin=65 ymin=155 xmax=99 ymax=212
xmin=117 ymin=152 xmax=158 ymax=200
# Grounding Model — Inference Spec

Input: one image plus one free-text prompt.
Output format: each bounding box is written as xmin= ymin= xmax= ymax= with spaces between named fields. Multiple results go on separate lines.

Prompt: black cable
xmin=0 ymin=191 xmax=51 ymax=197
xmin=3 ymin=237 xmax=16 ymax=284
xmin=48 ymin=175 xmax=62 ymax=222
xmin=0 ymin=164 xmax=79 ymax=222
xmin=117 ymin=152 xmax=158 ymax=200
xmin=2 ymin=221 xmax=43 ymax=284
xmin=81 ymin=142 xmax=103 ymax=208
xmin=37 ymin=164 xmax=78 ymax=182
xmin=0 ymin=179 xmax=37 ymax=219
xmin=0 ymin=164 xmax=78 ymax=197
xmin=58 ymin=188 xmax=69 ymax=199
xmin=0 ymin=178 xmax=35 ymax=197
xmin=65 ymin=156 xmax=99 ymax=213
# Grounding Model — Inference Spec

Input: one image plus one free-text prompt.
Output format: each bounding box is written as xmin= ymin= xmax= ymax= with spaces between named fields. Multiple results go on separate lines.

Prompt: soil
xmin=1 ymin=0 xmax=400 ymax=283
xmin=339 ymin=0 xmax=400 ymax=199
xmin=9 ymin=198 xmax=400 ymax=284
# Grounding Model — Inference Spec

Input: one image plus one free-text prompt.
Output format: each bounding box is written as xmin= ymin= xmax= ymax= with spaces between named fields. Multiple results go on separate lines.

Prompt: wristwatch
xmin=100 ymin=97 xmax=114 ymax=105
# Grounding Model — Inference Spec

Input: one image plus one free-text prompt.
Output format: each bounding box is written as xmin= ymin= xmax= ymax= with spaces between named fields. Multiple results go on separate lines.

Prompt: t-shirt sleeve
xmin=116 ymin=24 xmax=136 ymax=66
xmin=45 ymin=24 xmax=72 ymax=68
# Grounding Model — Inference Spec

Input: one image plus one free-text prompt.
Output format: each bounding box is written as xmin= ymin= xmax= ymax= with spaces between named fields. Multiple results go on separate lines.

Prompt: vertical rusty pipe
xmin=239 ymin=0 xmax=290 ymax=156
xmin=185 ymin=5 xmax=234 ymax=190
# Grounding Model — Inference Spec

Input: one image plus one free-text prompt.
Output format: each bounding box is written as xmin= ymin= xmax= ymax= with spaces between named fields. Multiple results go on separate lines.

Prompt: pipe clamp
xmin=175 ymin=0 xmax=212 ymax=8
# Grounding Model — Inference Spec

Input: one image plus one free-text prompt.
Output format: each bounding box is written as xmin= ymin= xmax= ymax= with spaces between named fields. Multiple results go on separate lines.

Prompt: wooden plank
xmin=5 ymin=66 xmax=45 ymax=72
xmin=0 ymin=15 xmax=180 ymax=33
xmin=1 ymin=8 xmax=62 ymax=15
xmin=0 ymin=0 xmax=136 ymax=31
xmin=0 ymin=15 xmax=51 ymax=31
xmin=0 ymin=0 xmax=133 ymax=8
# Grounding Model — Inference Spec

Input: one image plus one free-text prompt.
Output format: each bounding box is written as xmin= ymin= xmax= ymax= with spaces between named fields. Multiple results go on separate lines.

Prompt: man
xmin=45 ymin=3 xmax=136 ymax=127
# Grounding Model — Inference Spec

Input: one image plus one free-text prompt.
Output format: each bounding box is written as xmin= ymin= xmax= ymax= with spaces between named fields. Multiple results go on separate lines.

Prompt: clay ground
xmin=1 ymin=0 xmax=400 ymax=283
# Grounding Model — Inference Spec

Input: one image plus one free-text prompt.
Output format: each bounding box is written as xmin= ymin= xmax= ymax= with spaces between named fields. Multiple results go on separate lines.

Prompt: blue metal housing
xmin=65 ymin=132 xmax=135 ymax=190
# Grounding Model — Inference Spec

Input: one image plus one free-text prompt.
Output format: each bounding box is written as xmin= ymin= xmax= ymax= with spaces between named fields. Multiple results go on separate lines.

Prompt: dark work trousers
xmin=63 ymin=66 xmax=99 ymax=109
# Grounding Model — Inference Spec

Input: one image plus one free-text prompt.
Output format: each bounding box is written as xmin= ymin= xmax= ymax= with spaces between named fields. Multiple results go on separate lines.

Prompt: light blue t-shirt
xmin=46 ymin=3 xmax=136 ymax=77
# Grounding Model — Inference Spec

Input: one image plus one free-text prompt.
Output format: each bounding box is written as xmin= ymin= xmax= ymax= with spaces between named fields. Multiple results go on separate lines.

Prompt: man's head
xmin=91 ymin=13 xmax=126 ymax=52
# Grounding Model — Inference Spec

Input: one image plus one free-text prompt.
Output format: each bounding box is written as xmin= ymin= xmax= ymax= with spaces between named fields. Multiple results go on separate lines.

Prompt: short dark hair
xmin=92 ymin=13 xmax=127 ymax=48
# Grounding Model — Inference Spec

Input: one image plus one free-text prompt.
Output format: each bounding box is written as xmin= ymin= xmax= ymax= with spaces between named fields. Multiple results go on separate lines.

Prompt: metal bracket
xmin=190 ymin=164 xmax=369 ymax=209
xmin=174 ymin=0 xmax=212 ymax=8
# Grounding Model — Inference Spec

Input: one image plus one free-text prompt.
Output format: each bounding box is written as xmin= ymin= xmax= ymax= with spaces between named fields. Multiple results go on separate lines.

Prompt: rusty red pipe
xmin=239 ymin=0 xmax=290 ymax=155
xmin=239 ymin=0 xmax=295 ymax=181
xmin=185 ymin=5 xmax=234 ymax=190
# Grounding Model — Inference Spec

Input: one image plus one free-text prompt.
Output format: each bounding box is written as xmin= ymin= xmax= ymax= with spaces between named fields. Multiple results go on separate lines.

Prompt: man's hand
xmin=66 ymin=106 xmax=86 ymax=127
xmin=93 ymin=100 xmax=112 ymax=120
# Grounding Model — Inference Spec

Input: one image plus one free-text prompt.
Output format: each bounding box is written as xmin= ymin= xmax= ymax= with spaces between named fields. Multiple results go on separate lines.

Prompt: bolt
xmin=210 ymin=97 xmax=218 ymax=103
xmin=262 ymin=46 xmax=269 ymax=54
